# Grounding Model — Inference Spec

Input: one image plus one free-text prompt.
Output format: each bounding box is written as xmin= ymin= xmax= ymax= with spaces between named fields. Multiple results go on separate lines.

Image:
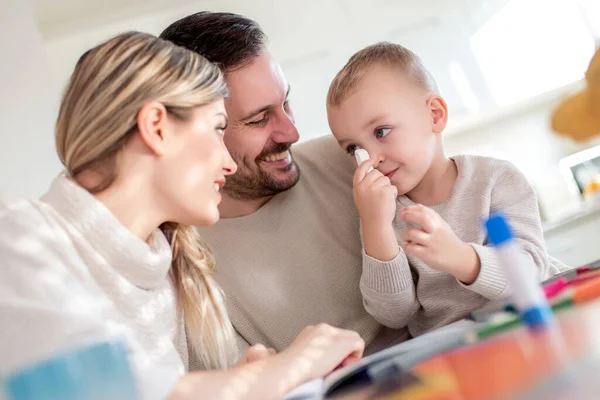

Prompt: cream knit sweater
xmin=0 ymin=175 xmax=186 ymax=400
xmin=361 ymin=155 xmax=567 ymax=336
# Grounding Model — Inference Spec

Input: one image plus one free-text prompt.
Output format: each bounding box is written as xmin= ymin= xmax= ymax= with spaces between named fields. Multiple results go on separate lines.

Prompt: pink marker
xmin=544 ymin=278 xmax=568 ymax=299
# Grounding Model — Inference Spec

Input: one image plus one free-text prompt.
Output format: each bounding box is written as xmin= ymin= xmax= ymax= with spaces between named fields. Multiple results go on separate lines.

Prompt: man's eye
xmin=248 ymin=117 xmax=268 ymax=127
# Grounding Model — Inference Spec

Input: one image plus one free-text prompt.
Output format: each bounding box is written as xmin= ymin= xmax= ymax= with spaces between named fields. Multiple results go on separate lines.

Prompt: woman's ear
xmin=427 ymin=95 xmax=449 ymax=134
xmin=137 ymin=102 xmax=168 ymax=156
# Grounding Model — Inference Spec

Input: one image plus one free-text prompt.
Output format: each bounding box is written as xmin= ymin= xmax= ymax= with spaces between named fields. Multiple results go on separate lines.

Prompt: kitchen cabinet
xmin=544 ymin=203 xmax=600 ymax=268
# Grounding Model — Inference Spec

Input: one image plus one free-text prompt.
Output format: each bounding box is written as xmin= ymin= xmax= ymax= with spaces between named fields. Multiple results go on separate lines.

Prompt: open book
xmin=281 ymin=320 xmax=474 ymax=399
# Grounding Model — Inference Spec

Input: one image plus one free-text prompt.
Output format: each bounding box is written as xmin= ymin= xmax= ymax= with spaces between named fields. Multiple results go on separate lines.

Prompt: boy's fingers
xmin=373 ymin=175 xmax=392 ymax=188
xmin=399 ymin=206 xmax=434 ymax=233
xmin=401 ymin=228 xmax=429 ymax=245
xmin=385 ymin=184 xmax=398 ymax=199
xmin=403 ymin=242 xmax=427 ymax=258
xmin=353 ymin=159 xmax=377 ymax=186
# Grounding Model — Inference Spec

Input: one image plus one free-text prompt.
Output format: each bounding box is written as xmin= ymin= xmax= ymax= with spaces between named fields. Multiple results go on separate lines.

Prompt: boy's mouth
xmin=384 ymin=168 xmax=399 ymax=179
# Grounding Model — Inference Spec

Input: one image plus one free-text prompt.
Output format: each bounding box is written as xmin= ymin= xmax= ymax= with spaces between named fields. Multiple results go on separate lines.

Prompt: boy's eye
xmin=346 ymin=144 xmax=358 ymax=155
xmin=375 ymin=127 xmax=391 ymax=138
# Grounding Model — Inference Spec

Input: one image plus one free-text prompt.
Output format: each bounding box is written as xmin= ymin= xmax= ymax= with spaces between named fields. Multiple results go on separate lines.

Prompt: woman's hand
xmin=169 ymin=324 xmax=364 ymax=400
xmin=280 ymin=323 xmax=365 ymax=382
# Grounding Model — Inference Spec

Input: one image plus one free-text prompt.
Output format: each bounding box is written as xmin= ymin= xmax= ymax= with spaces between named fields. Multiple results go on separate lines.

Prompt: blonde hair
xmin=327 ymin=41 xmax=439 ymax=107
xmin=55 ymin=31 xmax=239 ymax=370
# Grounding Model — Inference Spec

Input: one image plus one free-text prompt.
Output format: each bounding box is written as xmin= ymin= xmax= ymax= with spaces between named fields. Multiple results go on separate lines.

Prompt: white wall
xmin=40 ymin=0 xmax=467 ymax=141
xmin=2 ymin=0 xmax=599 ymax=208
xmin=444 ymin=96 xmax=600 ymax=221
xmin=0 ymin=0 xmax=61 ymax=196
xmin=38 ymin=0 xmax=600 ymax=146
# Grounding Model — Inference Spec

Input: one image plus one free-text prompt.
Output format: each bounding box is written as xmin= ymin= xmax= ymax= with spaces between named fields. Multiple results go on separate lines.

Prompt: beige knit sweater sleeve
xmin=360 ymin=250 xmax=420 ymax=330
xmin=462 ymin=161 xmax=560 ymax=297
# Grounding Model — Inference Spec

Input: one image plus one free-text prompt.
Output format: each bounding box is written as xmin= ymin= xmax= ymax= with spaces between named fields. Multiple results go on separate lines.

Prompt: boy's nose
xmin=370 ymin=151 xmax=385 ymax=169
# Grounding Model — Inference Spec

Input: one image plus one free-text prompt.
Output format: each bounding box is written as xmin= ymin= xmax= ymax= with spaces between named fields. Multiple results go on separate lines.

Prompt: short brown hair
xmin=327 ymin=42 xmax=439 ymax=107
xmin=160 ymin=12 xmax=267 ymax=72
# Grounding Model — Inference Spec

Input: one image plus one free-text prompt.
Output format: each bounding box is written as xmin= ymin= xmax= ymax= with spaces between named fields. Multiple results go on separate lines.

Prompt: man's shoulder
xmin=294 ymin=135 xmax=349 ymax=163
xmin=293 ymin=135 xmax=355 ymax=182
xmin=294 ymin=134 xmax=339 ymax=155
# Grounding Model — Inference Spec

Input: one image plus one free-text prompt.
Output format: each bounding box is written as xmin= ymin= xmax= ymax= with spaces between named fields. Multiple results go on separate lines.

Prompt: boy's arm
xmin=360 ymin=221 xmax=420 ymax=329
xmin=461 ymin=162 xmax=565 ymax=299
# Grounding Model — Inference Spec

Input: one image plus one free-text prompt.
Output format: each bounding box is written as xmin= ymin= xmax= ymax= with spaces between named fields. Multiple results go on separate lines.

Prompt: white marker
xmin=485 ymin=213 xmax=553 ymax=329
xmin=354 ymin=148 xmax=373 ymax=172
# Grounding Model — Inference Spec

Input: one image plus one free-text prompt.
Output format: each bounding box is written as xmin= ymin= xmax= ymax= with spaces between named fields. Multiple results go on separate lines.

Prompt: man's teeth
xmin=264 ymin=151 xmax=289 ymax=162
xmin=214 ymin=183 xmax=220 ymax=192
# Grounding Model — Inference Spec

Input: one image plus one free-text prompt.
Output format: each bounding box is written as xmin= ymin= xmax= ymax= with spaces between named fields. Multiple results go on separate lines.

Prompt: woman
xmin=0 ymin=32 xmax=364 ymax=399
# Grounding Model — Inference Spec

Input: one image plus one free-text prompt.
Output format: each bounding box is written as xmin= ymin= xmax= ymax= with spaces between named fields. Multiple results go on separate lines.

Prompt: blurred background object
xmin=552 ymin=47 xmax=600 ymax=141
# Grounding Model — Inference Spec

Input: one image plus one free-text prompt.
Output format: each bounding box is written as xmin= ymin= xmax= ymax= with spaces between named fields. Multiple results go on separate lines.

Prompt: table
xmin=331 ymin=297 xmax=600 ymax=399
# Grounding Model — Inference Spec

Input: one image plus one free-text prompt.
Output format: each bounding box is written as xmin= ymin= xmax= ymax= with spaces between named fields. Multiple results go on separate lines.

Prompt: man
xmin=160 ymin=12 xmax=405 ymax=368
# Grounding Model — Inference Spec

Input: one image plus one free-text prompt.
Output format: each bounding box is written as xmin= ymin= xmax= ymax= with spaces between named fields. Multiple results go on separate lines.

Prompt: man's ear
xmin=427 ymin=95 xmax=449 ymax=134
xmin=137 ymin=102 xmax=168 ymax=156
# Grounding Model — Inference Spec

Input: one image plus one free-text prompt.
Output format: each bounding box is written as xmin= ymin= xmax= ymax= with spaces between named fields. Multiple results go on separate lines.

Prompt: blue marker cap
xmin=522 ymin=306 xmax=554 ymax=329
xmin=485 ymin=213 xmax=514 ymax=246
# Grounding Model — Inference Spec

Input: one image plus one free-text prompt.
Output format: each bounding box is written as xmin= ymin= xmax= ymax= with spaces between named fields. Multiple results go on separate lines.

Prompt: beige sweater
xmin=361 ymin=155 xmax=567 ymax=337
xmin=195 ymin=136 xmax=407 ymax=369
xmin=0 ymin=175 xmax=186 ymax=400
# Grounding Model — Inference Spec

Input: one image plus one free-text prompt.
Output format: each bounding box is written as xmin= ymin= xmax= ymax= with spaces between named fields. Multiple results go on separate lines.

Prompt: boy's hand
xmin=353 ymin=159 xmax=400 ymax=262
xmin=399 ymin=204 xmax=480 ymax=284
xmin=353 ymin=159 xmax=398 ymax=227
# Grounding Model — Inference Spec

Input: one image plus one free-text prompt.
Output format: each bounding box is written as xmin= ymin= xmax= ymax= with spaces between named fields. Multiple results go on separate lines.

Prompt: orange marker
xmin=572 ymin=278 xmax=600 ymax=303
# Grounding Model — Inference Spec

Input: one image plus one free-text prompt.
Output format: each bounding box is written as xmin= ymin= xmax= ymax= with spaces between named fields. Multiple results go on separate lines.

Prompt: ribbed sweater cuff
xmin=361 ymin=249 xmax=413 ymax=294
xmin=459 ymin=244 xmax=509 ymax=299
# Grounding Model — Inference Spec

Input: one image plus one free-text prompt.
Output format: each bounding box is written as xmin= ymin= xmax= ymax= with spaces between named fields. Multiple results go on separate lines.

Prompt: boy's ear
xmin=427 ymin=95 xmax=448 ymax=134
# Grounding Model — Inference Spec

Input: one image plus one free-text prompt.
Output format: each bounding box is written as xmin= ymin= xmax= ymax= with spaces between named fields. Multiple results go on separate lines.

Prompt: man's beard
xmin=223 ymin=144 xmax=301 ymax=201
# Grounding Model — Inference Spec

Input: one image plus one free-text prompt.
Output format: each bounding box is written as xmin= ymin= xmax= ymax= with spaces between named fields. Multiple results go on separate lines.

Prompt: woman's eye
xmin=375 ymin=127 xmax=391 ymax=138
xmin=215 ymin=124 xmax=227 ymax=135
xmin=346 ymin=144 xmax=358 ymax=155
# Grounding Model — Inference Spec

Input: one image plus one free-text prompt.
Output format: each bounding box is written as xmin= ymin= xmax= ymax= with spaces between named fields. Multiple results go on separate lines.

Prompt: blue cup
xmin=2 ymin=340 xmax=139 ymax=400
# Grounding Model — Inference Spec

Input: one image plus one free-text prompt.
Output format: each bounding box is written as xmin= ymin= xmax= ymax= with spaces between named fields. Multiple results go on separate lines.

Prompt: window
xmin=470 ymin=0 xmax=596 ymax=107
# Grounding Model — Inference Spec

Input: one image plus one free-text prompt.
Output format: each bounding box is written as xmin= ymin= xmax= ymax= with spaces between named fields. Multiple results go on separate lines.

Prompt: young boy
xmin=326 ymin=42 xmax=567 ymax=337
